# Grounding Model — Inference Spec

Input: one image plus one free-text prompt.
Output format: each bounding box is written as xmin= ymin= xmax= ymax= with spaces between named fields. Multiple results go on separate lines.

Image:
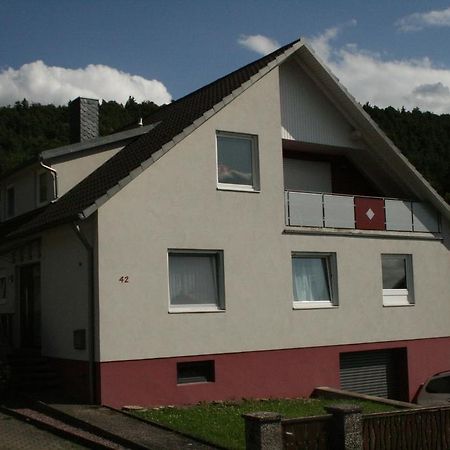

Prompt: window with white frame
xmin=6 ymin=186 xmax=14 ymax=217
xmin=381 ymin=254 xmax=414 ymax=306
xmin=37 ymin=171 xmax=48 ymax=205
xmin=291 ymin=253 xmax=338 ymax=308
xmin=0 ymin=276 xmax=6 ymax=304
xmin=168 ymin=250 xmax=225 ymax=312
xmin=216 ymin=131 xmax=259 ymax=191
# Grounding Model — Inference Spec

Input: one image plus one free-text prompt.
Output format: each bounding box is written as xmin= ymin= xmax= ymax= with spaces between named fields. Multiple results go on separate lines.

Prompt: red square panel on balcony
xmin=355 ymin=197 xmax=385 ymax=230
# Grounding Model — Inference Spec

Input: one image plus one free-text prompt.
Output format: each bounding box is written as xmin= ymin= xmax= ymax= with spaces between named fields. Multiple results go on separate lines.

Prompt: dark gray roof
xmin=41 ymin=123 xmax=158 ymax=161
xmin=11 ymin=39 xmax=300 ymax=238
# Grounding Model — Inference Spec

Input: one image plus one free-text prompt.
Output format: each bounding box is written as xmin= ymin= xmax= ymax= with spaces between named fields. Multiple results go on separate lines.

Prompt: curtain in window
xmin=292 ymin=257 xmax=331 ymax=301
xmin=169 ymin=254 xmax=218 ymax=305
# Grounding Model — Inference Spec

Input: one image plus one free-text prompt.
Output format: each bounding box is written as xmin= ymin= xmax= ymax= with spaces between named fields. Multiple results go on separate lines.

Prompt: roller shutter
xmin=340 ymin=349 xmax=404 ymax=399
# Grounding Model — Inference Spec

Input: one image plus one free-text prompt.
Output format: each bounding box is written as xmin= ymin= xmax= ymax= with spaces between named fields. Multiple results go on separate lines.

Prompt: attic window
xmin=37 ymin=171 xmax=48 ymax=204
xmin=6 ymin=186 xmax=14 ymax=217
xmin=216 ymin=131 xmax=259 ymax=191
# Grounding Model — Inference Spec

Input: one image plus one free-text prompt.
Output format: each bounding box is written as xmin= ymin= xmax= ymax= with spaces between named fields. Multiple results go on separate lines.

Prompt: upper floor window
xmin=216 ymin=131 xmax=259 ymax=191
xmin=168 ymin=250 xmax=225 ymax=312
xmin=6 ymin=186 xmax=14 ymax=218
xmin=292 ymin=252 xmax=338 ymax=308
xmin=37 ymin=171 xmax=48 ymax=205
xmin=381 ymin=254 xmax=414 ymax=306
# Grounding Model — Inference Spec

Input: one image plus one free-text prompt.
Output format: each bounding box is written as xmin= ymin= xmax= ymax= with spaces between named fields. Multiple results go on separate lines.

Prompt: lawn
xmin=133 ymin=397 xmax=398 ymax=449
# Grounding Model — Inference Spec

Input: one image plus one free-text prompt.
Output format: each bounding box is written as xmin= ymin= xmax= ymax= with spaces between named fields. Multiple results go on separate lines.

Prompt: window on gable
xmin=6 ymin=186 xmax=14 ymax=217
xmin=381 ymin=254 xmax=414 ymax=306
xmin=216 ymin=131 xmax=259 ymax=191
xmin=0 ymin=277 xmax=6 ymax=301
xmin=168 ymin=250 xmax=225 ymax=312
xmin=292 ymin=253 xmax=338 ymax=308
xmin=38 ymin=171 xmax=48 ymax=204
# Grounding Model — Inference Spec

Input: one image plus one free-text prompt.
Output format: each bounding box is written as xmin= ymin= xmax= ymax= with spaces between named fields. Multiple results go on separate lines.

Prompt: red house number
xmin=119 ymin=276 xmax=129 ymax=283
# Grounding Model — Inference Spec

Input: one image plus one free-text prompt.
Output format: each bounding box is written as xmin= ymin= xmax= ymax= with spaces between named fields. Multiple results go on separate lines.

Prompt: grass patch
xmin=133 ymin=397 xmax=398 ymax=449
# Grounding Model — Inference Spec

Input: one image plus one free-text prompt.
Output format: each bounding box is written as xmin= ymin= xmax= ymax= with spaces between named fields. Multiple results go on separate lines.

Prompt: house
xmin=0 ymin=39 xmax=449 ymax=407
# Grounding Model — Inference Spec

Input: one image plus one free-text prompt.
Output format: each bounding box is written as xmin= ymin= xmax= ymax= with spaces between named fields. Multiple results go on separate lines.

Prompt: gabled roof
xmin=12 ymin=39 xmax=301 ymax=237
xmin=10 ymin=37 xmax=450 ymax=238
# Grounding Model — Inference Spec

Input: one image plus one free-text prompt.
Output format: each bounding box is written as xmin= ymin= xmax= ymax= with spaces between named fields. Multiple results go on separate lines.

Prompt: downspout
xmin=72 ymin=222 xmax=97 ymax=404
xmin=39 ymin=160 xmax=58 ymax=200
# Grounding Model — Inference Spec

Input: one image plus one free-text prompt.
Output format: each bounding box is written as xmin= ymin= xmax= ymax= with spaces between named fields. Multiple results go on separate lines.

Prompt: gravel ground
xmin=0 ymin=411 xmax=88 ymax=450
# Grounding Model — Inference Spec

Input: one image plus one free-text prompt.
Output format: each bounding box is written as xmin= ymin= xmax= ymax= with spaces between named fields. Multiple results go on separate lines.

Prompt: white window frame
xmin=216 ymin=131 xmax=260 ymax=192
xmin=0 ymin=272 xmax=6 ymax=305
xmin=6 ymin=185 xmax=14 ymax=218
xmin=381 ymin=254 xmax=414 ymax=307
xmin=168 ymin=249 xmax=225 ymax=313
xmin=36 ymin=169 xmax=49 ymax=206
xmin=291 ymin=252 xmax=338 ymax=309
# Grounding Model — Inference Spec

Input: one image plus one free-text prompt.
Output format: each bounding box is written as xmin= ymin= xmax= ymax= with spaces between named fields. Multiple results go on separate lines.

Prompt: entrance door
xmin=19 ymin=264 xmax=41 ymax=348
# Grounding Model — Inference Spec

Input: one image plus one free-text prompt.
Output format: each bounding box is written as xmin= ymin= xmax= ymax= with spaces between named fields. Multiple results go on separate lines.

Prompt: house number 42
xmin=119 ymin=276 xmax=129 ymax=283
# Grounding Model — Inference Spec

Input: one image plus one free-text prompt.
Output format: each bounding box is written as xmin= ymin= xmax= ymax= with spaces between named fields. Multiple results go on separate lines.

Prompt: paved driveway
xmin=0 ymin=411 xmax=88 ymax=450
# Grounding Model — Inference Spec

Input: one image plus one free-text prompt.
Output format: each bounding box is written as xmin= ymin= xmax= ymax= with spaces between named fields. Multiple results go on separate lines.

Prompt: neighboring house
xmin=0 ymin=39 xmax=449 ymax=407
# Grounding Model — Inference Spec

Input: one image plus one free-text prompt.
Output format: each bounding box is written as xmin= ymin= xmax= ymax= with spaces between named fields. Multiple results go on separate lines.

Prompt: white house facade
xmin=0 ymin=40 xmax=449 ymax=407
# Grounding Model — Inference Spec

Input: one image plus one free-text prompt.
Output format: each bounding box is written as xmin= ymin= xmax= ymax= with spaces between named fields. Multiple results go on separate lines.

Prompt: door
xmin=19 ymin=264 xmax=41 ymax=348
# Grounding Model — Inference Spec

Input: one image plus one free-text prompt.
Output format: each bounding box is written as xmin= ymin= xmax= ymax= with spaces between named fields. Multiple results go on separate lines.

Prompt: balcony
xmin=284 ymin=191 xmax=440 ymax=233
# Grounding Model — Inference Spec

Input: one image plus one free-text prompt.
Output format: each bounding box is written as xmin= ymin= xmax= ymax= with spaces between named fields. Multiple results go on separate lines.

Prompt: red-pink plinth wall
xmin=96 ymin=337 xmax=450 ymax=407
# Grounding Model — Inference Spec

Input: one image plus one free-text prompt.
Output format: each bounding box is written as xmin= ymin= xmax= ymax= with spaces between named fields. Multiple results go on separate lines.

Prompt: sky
xmin=2 ymin=1 xmax=450 ymax=113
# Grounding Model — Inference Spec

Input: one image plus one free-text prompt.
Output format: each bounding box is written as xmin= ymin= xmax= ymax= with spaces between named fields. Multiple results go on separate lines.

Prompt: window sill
xmin=177 ymin=381 xmax=214 ymax=386
xmin=217 ymin=184 xmax=260 ymax=193
xmin=293 ymin=302 xmax=338 ymax=310
xmin=169 ymin=306 xmax=225 ymax=314
xmin=383 ymin=301 xmax=415 ymax=307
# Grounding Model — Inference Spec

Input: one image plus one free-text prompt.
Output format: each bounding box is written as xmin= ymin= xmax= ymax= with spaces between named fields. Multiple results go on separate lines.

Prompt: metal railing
xmin=285 ymin=190 xmax=440 ymax=233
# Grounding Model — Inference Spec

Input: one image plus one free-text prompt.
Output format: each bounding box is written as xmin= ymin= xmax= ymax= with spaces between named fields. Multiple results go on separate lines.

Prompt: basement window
xmin=177 ymin=360 xmax=215 ymax=384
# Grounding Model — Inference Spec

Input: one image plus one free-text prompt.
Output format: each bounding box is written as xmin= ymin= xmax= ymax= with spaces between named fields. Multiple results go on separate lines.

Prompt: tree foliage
xmin=364 ymin=104 xmax=450 ymax=203
xmin=0 ymin=97 xmax=159 ymax=174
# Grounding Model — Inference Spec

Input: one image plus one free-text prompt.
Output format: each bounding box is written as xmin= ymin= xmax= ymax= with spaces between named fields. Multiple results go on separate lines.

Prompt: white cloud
xmin=396 ymin=7 xmax=450 ymax=32
xmin=0 ymin=61 xmax=172 ymax=106
xmin=238 ymin=34 xmax=279 ymax=55
xmin=308 ymin=25 xmax=450 ymax=114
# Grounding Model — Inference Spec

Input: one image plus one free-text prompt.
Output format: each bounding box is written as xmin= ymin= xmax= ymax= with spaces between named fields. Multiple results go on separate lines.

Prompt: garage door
xmin=340 ymin=349 xmax=406 ymax=399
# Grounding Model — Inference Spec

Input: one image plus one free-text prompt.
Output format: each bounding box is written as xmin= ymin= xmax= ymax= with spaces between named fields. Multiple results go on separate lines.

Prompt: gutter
xmin=72 ymin=222 xmax=97 ymax=404
xmin=39 ymin=160 xmax=58 ymax=200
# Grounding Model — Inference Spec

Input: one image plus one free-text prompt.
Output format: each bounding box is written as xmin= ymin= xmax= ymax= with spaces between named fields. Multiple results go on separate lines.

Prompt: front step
xmin=7 ymin=352 xmax=60 ymax=393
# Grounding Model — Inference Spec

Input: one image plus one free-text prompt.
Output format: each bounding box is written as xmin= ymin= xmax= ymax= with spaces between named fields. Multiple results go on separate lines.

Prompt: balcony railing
xmin=285 ymin=191 xmax=440 ymax=233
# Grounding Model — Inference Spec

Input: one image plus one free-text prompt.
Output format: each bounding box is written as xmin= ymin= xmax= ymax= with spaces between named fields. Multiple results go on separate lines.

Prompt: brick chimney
xmin=69 ymin=97 xmax=99 ymax=143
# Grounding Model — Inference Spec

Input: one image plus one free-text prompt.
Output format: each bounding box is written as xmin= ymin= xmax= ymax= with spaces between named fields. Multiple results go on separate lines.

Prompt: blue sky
xmin=2 ymin=1 xmax=450 ymax=113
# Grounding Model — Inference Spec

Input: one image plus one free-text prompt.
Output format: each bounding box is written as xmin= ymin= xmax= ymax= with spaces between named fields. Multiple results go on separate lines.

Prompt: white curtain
xmin=292 ymin=257 xmax=331 ymax=301
xmin=169 ymin=254 xmax=218 ymax=305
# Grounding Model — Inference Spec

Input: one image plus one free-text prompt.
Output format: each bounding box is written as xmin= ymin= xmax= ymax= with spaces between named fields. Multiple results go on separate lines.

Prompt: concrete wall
xmin=40 ymin=223 xmax=93 ymax=360
xmin=0 ymin=164 xmax=41 ymax=219
xmin=95 ymin=65 xmax=450 ymax=363
xmin=52 ymin=145 xmax=121 ymax=196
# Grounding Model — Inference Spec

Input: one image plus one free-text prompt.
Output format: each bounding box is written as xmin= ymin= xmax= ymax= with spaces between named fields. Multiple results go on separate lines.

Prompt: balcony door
xmin=19 ymin=263 xmax=41 ymax=348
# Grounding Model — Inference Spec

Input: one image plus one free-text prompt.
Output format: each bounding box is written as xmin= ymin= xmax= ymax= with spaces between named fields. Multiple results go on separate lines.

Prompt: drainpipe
xmin=72 ymin=223 xmax=97 ymax=404
xmin=39 ymin=160 xmax=58 ymax=201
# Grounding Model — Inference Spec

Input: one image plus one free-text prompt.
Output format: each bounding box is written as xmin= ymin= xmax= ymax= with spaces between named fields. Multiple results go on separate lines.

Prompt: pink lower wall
xmin=96 ymin=337 xmax=450 ymax=407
